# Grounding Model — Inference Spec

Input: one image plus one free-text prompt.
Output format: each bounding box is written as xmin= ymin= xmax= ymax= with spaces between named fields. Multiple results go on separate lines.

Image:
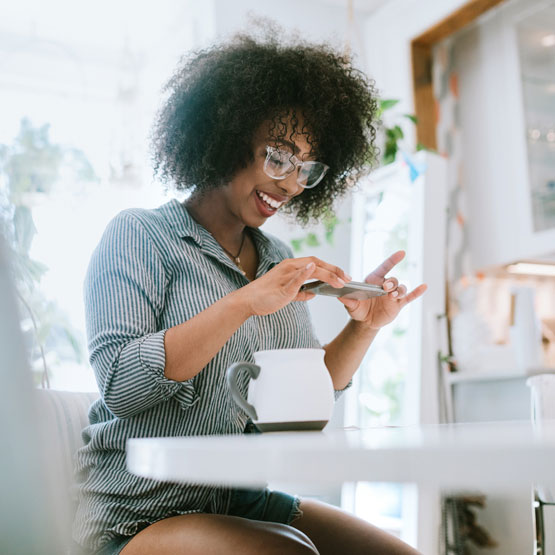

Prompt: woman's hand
xmin=337 ymin=250 xmax=427 ymax=330
xmin=238 ymin=256 xmax=351 ymax=317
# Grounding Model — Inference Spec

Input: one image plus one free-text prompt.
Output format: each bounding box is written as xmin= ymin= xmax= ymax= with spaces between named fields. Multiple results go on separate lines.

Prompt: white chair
xmin=527 ymin=374 xmax=555 ymax=555
xmin=34 ymin=389 xmax=99 ymax=553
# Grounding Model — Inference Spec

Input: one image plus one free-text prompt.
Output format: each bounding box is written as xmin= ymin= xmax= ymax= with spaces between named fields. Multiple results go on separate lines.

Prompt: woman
xmin=74 ymin=30 xmax=426 ymax=555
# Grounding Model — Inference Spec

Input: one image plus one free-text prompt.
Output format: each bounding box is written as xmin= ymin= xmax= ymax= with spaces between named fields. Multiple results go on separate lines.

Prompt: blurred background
xmin=1 ymin=0 xmax=555 ymax=553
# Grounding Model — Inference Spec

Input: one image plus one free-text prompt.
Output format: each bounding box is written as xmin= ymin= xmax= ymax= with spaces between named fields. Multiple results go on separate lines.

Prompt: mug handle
xmin=226 ymin=362 xmax=260 ymax=421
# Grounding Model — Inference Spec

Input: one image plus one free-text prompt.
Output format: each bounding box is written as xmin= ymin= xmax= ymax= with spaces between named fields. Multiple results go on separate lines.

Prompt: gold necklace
xmin=220 ymin=231 xmax=247 ymax=277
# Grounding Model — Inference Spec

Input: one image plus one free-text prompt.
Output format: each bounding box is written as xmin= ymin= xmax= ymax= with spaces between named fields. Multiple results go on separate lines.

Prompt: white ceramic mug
xmin=226 ymin=348 xmax=335 ymax=432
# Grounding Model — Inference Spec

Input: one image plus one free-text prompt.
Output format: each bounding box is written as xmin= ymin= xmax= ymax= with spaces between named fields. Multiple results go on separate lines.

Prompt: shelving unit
xmin=442 ymin=366 xmax=555 ymax=424
xmin=446 ymin=367 xmax=555 ymax=385
xmin=518 ymin=15 xmax=555 ymax=234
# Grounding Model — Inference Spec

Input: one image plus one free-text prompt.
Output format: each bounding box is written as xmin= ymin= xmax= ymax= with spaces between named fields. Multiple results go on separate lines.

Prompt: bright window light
xmin=0 ymin=2 xmax=206 ymax=391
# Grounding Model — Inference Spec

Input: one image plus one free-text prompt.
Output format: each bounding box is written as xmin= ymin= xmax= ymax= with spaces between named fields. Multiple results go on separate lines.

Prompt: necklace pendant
xmin=218 ymin=231 xmax=248 ymax=277
xmin=235 ymin=257 xmax=247 ymax=277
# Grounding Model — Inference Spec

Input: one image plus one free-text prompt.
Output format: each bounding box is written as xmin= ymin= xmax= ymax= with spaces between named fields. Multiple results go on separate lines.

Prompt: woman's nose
xmin=276 ymin=170 xmax=302 ymax=196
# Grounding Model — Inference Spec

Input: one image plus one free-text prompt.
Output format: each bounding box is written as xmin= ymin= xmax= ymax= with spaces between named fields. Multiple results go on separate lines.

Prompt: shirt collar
xmin=165 ymin=198 xmax=203 ymax=243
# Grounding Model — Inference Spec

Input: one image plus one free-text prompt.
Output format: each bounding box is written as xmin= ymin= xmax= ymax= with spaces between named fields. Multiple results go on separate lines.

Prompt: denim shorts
xmin=90 ymin=487 xmax=302 ymax=555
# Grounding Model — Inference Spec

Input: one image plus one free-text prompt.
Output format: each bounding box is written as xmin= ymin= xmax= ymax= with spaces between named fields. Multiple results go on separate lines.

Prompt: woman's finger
xmin=367 ymin=250 xmax=405 ymax=280
xmin=285 ymin=262 xmax=316 ymax=293
xmin=393 ymin=284 xmax=408 ymax=299
xmin=308 ymin=266 xmax=348 ymax=288
xmin=295 ymin=290 xmax=316 ymax=302
xmin=293 ymin=256 xmax=351 ymax=283
xmin=382 ymin=277 xmax=399 ymax=292
xmin=399 ymin=284 xmax=427 ymax=306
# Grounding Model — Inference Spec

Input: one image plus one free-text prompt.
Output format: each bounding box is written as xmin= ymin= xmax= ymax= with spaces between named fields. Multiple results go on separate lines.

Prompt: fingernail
xmin=337 ymin=278 xmax=346 ymax=286
xmin=306 ymin=262 xmax=315 ymax=270
xmin=384 ymin=282 xmax=392 ymax=290
xmin=392 ymin=291 xmax=398 ymax=297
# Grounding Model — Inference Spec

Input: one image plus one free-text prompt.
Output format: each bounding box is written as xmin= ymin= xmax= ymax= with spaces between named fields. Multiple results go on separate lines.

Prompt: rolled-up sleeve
xmin=84 ymin=212 xmax=199 ymax=419
xmin=333 ymin=380 xmax=352 ymax=401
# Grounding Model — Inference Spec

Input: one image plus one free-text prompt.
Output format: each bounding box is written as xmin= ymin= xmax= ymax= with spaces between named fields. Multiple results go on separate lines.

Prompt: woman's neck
xmin=184 ymin=191 xmax=246 ymax=252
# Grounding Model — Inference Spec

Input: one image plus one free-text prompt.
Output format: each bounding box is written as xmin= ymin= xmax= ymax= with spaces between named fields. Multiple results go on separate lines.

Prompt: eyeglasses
xmin=263 ymin=146 xmax=329 ymax=189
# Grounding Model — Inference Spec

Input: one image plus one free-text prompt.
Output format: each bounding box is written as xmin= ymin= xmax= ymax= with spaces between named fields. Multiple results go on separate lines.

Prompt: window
xmin=342 ymin=157 xmax=426 ymax=542
xmin=0 ymin=2 xmax=206 ymax=390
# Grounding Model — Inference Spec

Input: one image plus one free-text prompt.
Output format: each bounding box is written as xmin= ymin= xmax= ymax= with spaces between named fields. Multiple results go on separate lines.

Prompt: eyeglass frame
xmin=263 ymin=145 xmax=330 ymax=189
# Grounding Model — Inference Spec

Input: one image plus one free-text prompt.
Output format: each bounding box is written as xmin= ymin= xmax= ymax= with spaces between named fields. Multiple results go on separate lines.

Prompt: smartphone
xmin=300 ymin=280 xmax=386 ymax=300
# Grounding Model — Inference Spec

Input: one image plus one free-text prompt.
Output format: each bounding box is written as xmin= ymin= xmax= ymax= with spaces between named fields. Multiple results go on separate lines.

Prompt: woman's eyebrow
xmin=265 ymin=138 xmax=300 ymax=154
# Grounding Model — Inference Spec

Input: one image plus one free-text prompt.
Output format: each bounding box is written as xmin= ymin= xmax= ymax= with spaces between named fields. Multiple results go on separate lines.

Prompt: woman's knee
xmin=262 ymin=522 xmax=319 ymax=554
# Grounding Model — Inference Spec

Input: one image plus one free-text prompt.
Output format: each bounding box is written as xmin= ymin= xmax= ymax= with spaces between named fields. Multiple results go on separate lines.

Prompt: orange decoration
xmin=450 ymin=72 xmax=459 ymax=98
xmin=476 ymin=272 xmax=486 ymax=281
xmin=456 ymin=212 xmax=465 ymax=226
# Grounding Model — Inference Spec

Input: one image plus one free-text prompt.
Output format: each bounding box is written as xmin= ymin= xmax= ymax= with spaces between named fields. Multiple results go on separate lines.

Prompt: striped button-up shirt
xmin=73 ymin=198 xmax=343 ymax=551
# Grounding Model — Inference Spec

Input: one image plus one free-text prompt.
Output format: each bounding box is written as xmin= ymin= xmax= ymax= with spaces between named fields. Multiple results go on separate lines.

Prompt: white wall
xmin=362 ymin=0 xmax=469 ymax=150
xmin=213 ymin=0 xmax=351 ymax=49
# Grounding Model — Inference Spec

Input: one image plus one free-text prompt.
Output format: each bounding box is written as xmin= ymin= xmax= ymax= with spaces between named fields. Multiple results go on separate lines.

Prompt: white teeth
xmin=257 ymin=191 xmax=284 ymax=209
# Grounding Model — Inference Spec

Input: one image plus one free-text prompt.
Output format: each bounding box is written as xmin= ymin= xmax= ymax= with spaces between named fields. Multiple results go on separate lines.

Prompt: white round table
xmin=126 ymin=420 xmax=555 ymax=492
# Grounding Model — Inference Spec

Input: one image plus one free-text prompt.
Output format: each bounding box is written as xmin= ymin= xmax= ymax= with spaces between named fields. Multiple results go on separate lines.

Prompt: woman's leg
xmin=291 ymin=498 xmax=422 ymax=555
xmin=120 ymin=513 xmax=319 ymax=555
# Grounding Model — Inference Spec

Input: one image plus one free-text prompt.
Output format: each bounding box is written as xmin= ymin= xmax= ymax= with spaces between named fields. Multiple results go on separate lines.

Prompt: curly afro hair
xmin=151 ymin=29 xmax=379 ymax=225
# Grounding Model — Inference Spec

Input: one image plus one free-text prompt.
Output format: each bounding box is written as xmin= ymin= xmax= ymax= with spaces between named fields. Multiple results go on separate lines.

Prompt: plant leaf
xmin=383 ymin=137 xmax=398 ymax=165
xmin=323 ymin=212 xmax=338 ymax=245
xmin=379 ymin=99 xmax=400 ymax=111
xmin=290 ymin=238 xmax=304 ymax=253
xmin=305 ymin=233 xmax=320 ymax=247
xmin=392 ymin=125 xmax=404 ymax=140
xmin=416 ymin=143 xmax=438 ymax=154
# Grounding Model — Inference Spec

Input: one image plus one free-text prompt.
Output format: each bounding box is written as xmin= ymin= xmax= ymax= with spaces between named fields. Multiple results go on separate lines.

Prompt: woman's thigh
xmin=120 ymin=513 xmax=318 ymax=555
xmin=291 ymin=498 xmax=422 ymax=555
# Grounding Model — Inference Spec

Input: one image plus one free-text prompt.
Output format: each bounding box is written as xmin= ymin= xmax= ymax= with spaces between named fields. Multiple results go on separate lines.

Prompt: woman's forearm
xmin=163 ymin=289 xmax=252 ymax=381
xmin=323 ymin=320 xmax=379 ymax=390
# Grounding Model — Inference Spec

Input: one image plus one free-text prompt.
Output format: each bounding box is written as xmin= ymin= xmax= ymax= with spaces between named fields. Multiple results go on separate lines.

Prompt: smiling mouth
xmin=256 ymin=190 xmax=286 ymax=210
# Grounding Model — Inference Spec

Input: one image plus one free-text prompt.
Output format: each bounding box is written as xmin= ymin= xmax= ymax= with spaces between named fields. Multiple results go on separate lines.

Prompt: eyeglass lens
xmin=264 ymin=148 xmax=327 ymax=188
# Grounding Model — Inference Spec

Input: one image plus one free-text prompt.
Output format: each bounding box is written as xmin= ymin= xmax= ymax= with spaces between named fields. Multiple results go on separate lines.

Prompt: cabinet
xmin=518 ymin=4 xmax=555 ymax=234
xmin=455 ymin=0 xmax=555 ymax=271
